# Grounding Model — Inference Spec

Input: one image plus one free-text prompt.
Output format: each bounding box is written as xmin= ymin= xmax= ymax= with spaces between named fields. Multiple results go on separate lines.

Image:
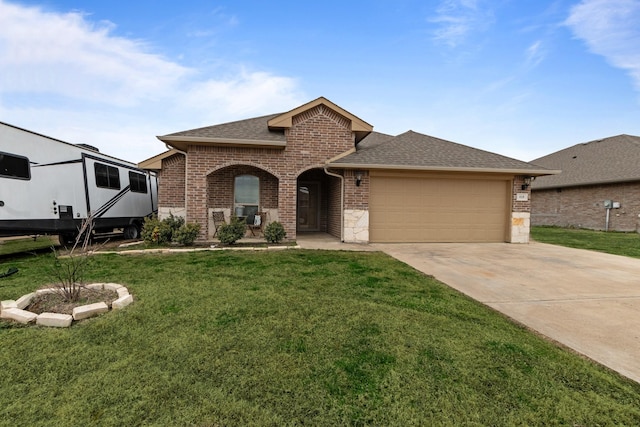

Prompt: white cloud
xmin=0 ymin=1 xmax=190 ymax=107
xmin=430 ymin=0 xmax=494 ymax=47
xmin=0 ymin=0 xmax=305 ymax=162
xmin=525 ymin=40 xmax=546 ymax=69
xmin=565 ymin=0 xmax=640 ymax=90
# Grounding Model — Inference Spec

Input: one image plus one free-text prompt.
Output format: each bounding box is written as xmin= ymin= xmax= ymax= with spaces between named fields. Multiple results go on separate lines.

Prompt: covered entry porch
xmin=296 ymin=168 xmax=343 ymax=240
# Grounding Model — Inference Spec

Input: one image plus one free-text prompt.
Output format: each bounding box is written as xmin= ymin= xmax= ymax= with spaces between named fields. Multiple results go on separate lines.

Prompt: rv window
xmin=94 ymin=163 xmax=121 ymax=190
xmin=129 ymin=171 xmax=148 ymax=193
xmin=0 ymin=152 xmax=30 ymax=180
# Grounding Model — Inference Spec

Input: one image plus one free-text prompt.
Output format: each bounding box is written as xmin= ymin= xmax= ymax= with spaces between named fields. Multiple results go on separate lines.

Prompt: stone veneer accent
xmin=159 ymin=207 xmax=186 ymax=221
xmin=344 ymin=209 xmax=369 ymax=243
xmin=0 ymin=283 xmax=133 ymax=328
xmin=510 ymin=176 xmax=532 ymax=243
xmin=510 ymin=212 xmax=531 ymax=243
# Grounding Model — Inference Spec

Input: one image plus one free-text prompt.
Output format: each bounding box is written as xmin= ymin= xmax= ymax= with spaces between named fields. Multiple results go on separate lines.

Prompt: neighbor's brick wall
xmin=158 ymin=153 xmax=186 ymax=207
xmin=532 ymin=182 xmax=640 ymax=231
xmin=183 ymin=104 xmax=355 ymax=240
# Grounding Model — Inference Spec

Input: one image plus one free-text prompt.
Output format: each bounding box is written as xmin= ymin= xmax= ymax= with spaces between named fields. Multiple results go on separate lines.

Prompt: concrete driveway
xmin=373 ymin=241 xmax=640 ymax=383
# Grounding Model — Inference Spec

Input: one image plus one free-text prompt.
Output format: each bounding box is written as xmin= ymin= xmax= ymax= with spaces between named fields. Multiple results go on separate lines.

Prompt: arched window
xmin=234 ymin=174 xmax=259 ymax=217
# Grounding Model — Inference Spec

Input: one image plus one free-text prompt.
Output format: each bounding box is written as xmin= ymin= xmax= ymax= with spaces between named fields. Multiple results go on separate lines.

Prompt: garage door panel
xmin=370 ymin=176 xmax=509 ymax=243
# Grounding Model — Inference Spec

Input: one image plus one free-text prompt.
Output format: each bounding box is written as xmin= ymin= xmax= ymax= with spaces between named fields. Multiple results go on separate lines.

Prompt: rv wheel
xmin=59 ymin=233 xmax=77 ymax=246
xmin=123 ymin=225 xmax=139 ymax=240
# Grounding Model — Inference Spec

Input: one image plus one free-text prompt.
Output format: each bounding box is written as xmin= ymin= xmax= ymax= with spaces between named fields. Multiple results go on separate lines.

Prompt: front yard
xmin=531 ymin=226 xmax=640 ymax=258
xmin=1 ymin=249 xmax=640 ymax=426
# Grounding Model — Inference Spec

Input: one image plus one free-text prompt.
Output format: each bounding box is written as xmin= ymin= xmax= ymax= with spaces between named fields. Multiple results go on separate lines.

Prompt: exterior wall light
xmin=521 ymin=176 xmax=533 ymax=190
xmin=355 ymin=171 xmax=363 ymax=187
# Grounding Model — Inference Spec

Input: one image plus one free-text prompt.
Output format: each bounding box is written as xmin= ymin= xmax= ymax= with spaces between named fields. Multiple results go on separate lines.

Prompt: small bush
xmin=142 ymin=213 xmax=198 ymax=245
xmin=172 ymin=223 xmax=201 ymax=246
xmin=264 ymin=221 xmax=287 ymax=244
xmin=164 ymin=213 xmax=185 ymax=231
xmin=217 ymin=216 xmax=246 ymax=245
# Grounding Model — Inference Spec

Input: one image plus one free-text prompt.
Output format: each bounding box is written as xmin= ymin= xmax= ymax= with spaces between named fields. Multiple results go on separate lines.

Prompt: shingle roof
xmin=163 ymin=113 xmax=285 ymax=142
xmin=332 ymin=130 xmax=552 ymax=173
xmin=531 ymin=134 xmax=640 ymax=189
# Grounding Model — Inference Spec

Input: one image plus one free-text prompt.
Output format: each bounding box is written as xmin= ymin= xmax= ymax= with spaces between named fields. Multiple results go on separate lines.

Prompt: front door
xmin=297 ymin=182 xmax=320 ymax=231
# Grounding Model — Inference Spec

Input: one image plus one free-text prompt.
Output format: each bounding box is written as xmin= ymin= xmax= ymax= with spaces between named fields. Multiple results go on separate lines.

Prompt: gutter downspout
xmin=166 ymin=144 xmax=189 ymax=220
xmin=324 ymin=167 xmax=344 ymax=242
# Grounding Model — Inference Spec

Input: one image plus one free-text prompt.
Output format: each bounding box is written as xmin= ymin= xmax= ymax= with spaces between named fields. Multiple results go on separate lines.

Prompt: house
xmin=531 ymin=134 xmax=640 ymax=232
xmin=140 ymin=97 xmax=555 ymax=243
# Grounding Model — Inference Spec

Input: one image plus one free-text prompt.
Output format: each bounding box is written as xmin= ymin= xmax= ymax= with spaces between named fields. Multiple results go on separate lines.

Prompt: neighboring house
xmin=531 ymin=134 xmax=640 ymax=232
xmin=140 ymin=97 xmax=555 ymax=243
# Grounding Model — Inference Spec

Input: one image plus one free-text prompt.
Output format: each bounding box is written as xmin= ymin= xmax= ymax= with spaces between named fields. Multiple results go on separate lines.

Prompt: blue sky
xmin=1 ymin=0 xmax=639 ymax=163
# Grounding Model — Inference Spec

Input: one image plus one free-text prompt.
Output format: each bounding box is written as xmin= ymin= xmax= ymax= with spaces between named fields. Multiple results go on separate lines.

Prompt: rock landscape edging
xmin=0 ymin=283 xmax=133 ymax=328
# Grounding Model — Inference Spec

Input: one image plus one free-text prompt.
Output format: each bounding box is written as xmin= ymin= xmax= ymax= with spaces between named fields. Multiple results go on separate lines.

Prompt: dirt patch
xmin=27 ymin=287 xmax=118 ymax=315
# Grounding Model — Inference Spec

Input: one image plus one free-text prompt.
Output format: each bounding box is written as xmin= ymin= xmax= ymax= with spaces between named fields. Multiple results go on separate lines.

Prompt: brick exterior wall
xmin=344 ymin=169 xmax=369 ymax=210
xmin=512 ymin=175 xmax=531 ymax=213
xmin=169 ymin=104 xmax=355 ymax=240
xmin=532 ymin=181 xmax=640 ymax=232
xmin=327 ymin=173 xmax=342 ymax=239
xmin=158 ymin=153 xmax=186 ymax=208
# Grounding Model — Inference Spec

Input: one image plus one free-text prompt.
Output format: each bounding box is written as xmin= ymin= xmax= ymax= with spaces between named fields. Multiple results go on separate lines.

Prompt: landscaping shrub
xmin=264 ymin=221 xmax=286 ymax=243
xmin=172 ymin=223 xmax=201 ymax=246
xmin=142 ymin=213 xmax=199 ymax=245
xmin=217 ymin=216 xmax=246 ymax=245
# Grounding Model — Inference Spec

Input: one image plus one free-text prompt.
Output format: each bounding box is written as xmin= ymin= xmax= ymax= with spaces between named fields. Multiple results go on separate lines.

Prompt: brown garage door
xmin=369 ymin=172 xmax=510 ymax=243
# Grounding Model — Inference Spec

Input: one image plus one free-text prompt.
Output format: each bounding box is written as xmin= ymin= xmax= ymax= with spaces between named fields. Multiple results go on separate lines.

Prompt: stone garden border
xmin=0 ymin=283 xmax=133 ymax=328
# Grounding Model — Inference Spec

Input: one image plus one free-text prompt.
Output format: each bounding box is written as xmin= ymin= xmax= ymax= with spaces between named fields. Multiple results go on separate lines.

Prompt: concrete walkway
xmin=373 ymin=242 xmax=640 ymax=383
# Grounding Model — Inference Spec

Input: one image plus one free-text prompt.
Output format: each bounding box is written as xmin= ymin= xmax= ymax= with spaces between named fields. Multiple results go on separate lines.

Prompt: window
xmin=129 ymin=171 xmax=148 ymax=193
xmin=94 ymin=163 xmax=120 ymax=189
xmin=0 ymin=152 xmax=30 ymax=180
xmin=234 ymin=174 xmax=259 ymax=217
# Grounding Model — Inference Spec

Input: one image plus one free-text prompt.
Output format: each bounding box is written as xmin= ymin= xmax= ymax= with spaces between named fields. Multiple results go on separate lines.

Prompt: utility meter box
xmin=604 ymin=200 xmax=613 ymax=208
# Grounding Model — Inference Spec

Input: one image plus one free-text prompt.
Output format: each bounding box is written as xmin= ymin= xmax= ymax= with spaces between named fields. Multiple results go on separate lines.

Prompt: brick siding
xmin=512 ymin=175 xmax=531 ymax=213
xmin=532 ymin=181 xmax=640 ymax=232
xmin=158 ymin=153 xmax=185 ymax=207
xmin=164 ymin=104 xmax=356 ymax=240
xmin=344 ymin=169 xmax=369 ymax=210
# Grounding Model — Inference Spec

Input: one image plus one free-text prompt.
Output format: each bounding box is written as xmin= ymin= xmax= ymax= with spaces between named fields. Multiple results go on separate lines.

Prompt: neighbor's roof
xmin=330 ymin=130 xmax=556 ymax=175
xmin=531 ymin=134 xmax=640 ymax=190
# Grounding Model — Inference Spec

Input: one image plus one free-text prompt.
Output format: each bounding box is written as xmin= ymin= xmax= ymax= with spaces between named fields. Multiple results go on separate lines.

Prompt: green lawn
xmin=531 ymin=226 xmax=640 ymax=258
xmin=1 ymin=249 xmax=640 ymax=426
xmin=0 ymin=236 xmax=59 ymax=257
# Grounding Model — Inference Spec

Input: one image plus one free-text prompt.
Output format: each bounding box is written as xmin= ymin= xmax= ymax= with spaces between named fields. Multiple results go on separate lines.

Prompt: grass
xmin=531 ymin=226 xmax=640 ymax=258
xmin=1 ymin=249 xmax=640 ymax=426
xmin=0 ymin=235 xmax=59 ymax=257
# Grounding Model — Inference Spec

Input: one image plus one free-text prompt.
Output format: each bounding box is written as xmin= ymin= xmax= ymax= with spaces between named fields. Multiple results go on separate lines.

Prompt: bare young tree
xmin=50 ymin=214 xmax=107 ymax=302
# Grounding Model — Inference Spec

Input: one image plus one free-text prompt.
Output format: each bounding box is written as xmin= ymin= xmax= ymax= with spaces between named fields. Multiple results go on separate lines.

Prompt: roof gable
xmin=331 ymin=130 xmax=555 ymax=174
xmin=531 ymin=134 xmax=640 ymax=189
xmin=138 ymin=149 xmax=182 ymax=170
xmin=267 ymin=97 xmax=372 ymax=132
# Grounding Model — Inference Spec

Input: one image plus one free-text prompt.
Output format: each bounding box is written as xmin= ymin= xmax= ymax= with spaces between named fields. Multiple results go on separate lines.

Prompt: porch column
xmin=279 ymin=176 xmax=297 ymax=241
xmin=187 ymin=172 xmax=209 ymax=241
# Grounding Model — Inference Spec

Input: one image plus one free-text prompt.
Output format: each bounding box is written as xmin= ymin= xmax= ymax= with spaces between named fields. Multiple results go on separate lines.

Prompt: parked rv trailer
xmin=0 ymin=121 xmax=158 ymax=242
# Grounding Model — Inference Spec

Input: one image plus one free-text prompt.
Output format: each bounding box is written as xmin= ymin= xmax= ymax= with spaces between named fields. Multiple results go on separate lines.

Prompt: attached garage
xmin=369 ymin=171 xmax=511 ymax=243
